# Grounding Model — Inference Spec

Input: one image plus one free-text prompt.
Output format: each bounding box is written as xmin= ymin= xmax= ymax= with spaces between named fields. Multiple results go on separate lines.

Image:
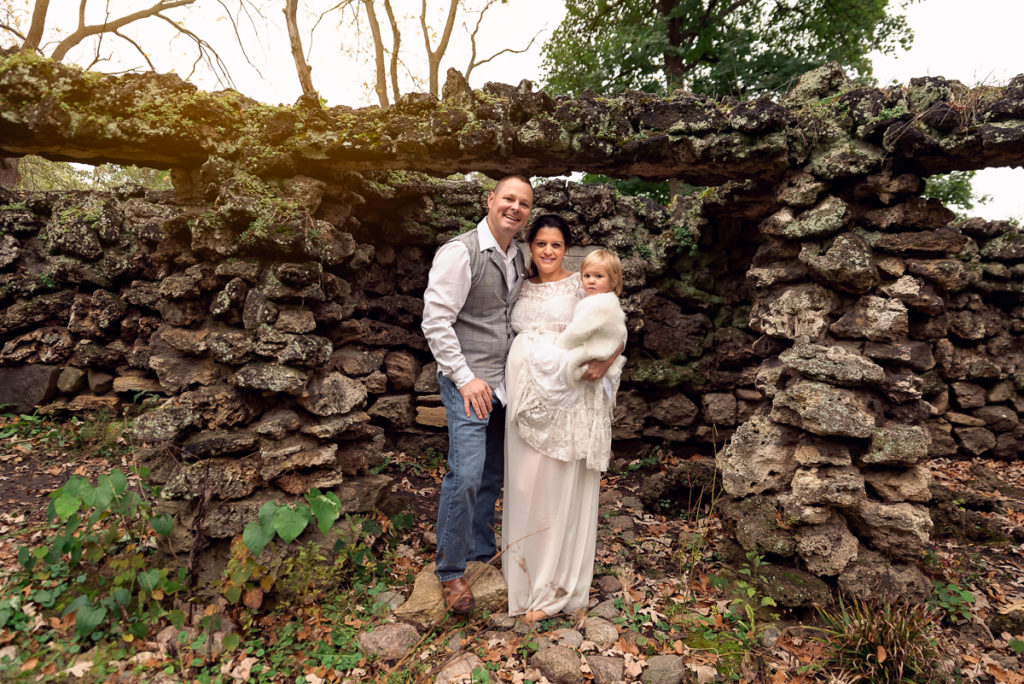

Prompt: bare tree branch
xmin=382 ymin=0 xmax=400 ymax=102
xmin=463 ymin=0 xmax=542 ymax=83
xmin=284 ymin=0 xmax=316 ymax=97
xmin=362 ymin=0 xmax=389 ymax=107
xmin=22 ymin=0 xmax=49 ymax=50
xmin=420 ymin=0 xmax=458 ymax=96
xmin=1 ymin=22 xmax=28 ymax=42
xmin=50 ymin=0 xmax=197 ymax=62
xmin=214 ymin=0 xmax=264 ymax=77
xmin=113 ymin=29 xmax=156 ymax=71
xmin=153 ymin=12 xmax=234 ymax=87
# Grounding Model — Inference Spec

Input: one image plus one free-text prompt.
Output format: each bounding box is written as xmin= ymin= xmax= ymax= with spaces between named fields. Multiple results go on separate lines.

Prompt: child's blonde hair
xmin=580 ymin=248 xmax=623 ymax=295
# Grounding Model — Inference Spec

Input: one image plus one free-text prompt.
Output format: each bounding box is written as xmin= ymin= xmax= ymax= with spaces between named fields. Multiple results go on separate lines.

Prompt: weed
xmin=2 ymin=467 xmax=180 ymax=643
xmin=929 ymin=581 xmax=975 ymax=625
xmin=811 ymin=596 xmax=941 ymax=683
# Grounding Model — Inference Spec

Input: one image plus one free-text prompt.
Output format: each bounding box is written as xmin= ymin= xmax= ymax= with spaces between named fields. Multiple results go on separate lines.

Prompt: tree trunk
xmin=363 ymin=0 xmax=390 ymax=107
xmin=0 ymin=158 xmax=20 ymax=189
xmin=284 ymin=0 xmax=317 ymax=98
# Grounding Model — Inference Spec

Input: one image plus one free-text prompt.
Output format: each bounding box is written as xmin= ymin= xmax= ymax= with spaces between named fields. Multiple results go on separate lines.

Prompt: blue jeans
xmin=435 ymin=373 xmax=505 ymax=582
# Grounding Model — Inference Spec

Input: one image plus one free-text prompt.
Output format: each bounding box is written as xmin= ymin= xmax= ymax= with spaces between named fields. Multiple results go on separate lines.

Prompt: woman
xmin=503 ymin=215 xmax=620 ymax=622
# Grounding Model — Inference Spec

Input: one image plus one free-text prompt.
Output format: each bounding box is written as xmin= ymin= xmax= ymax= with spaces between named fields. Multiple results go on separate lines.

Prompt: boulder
xmin=837 ymin=548 xmax=930 ymax=603
xmin=830 ymin=296 xmax=908 ymax=342
xmin=862 ymin=424 xmax=930 ymax=465
xmin=718 ymin=412 xmax=799 ymax=496
xmin=749 ymin=283 xmax=838 ymax=342
xmin=394 ymin=561 xmax=506 ymax=627
xmin=0 ymin=364 xmax=60 ymax=413
xmin=849 ymin=501 xmax=933 ymax=561
xmin=795 ymin=515 xmax=859 ymax=575
xmin=864 ymin=465 xmax=932 ymax=502
xmin=778 ymin=342 xmax=885 ymax=386
xmin=799 ymin=233 xmax=879 ymax=294
xmin=299 ymin=372 xmax=367 ymax=416
xmin=771 ymin=381 xmax=877 ymax=438
xmin=791 ymin=466 xmax=866 ymax=508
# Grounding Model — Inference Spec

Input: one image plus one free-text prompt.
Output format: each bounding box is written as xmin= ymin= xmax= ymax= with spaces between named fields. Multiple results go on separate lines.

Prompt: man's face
xmin=485 ymin=178 xmax=533 ymax=246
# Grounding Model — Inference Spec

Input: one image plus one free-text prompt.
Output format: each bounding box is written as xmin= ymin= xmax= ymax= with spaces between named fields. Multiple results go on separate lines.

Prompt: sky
xmin=10 ymin=0 xmax=1024 ymax=218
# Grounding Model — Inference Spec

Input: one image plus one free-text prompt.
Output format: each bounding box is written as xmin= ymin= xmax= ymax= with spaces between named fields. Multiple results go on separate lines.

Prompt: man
xmin=421 ymin=174 xmax=533 ymax=614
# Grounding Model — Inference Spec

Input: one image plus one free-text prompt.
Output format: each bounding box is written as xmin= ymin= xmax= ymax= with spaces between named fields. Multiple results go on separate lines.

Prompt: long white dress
xmin=503 ymin=272 xmax=604 ymax=617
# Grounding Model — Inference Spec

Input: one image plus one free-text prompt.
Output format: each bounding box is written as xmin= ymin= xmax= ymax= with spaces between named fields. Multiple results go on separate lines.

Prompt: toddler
xmin=508 ymin=249 xmax=626 ymax=472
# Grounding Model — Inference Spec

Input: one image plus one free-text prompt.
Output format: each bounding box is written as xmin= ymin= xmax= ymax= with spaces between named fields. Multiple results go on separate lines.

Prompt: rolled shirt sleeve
xmin=421 ymin=240 xmax=476 ymax=388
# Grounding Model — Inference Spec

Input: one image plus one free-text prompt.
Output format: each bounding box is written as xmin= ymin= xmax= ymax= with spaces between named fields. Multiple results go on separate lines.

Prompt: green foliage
xmin=714 ymin=552 xmax=778 ymax=647
xmin=924 ymin=170 xmax=991 ymax=215
xmin=15 ymin=155 xmax=172 ymax=191
xmin=240 ymin=489 xmax=342 ymax=556
xmin=812 ymin=596 xmax=940 ymax=683
xmin=928 ymin=580 xmax=975 ymax=625
xmin=541 ymin=0 xmax=915 ymax=98
xmin=582 ymin=173 xmax=671 ymax=205
xmin=3 ymin=468 xmax=181 ymax=642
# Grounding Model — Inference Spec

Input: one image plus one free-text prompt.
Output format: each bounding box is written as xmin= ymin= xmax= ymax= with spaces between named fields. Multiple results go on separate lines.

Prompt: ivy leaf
xmin=74 ymin=603 xmax=107 ymax=640
xmin=242 ymin=520 xmax=274 ymax=556
xmin=307 ymin=489 xmax=341 ymax=535
xmin=109 ymin=469 xmax=128 ymax=496
xmin=52 ymin=492 xmax=81 ymax=521
xmin=273 ymin=504 xmax=310 ymax=544
xmin=149 ymin=514 xmax=173 ymax=538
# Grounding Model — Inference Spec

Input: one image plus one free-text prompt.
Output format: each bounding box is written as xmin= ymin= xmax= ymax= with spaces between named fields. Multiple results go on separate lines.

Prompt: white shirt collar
xmin=476 ymin=218 xmax=519 ymax=258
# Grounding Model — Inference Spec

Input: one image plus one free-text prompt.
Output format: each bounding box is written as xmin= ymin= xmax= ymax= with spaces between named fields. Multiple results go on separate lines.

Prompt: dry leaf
xmin=877 ymin=645 xmax=887 ymax=663
xmin=243 ymin=587 xmax=263 ymax=610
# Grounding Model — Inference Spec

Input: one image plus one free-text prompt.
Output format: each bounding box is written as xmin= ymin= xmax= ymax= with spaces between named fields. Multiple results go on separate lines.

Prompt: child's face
xmin=581 ymin=264 xmax=613 ymax=295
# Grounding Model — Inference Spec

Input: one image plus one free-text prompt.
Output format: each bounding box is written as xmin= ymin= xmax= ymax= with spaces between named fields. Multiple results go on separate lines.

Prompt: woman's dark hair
xmin=527 ymin=214 xmax=572 ymax=247
xmin=525 ymin=214 xmax=572 ymax=278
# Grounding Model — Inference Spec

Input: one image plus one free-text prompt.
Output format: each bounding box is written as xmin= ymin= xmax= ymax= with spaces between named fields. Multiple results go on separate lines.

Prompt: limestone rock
xmin=182 ymin=430 xmax=258 ymax=460
xmin=754 ymin=564 xmax=831 ymax=608
xmin=0 ymin=364 xmax=60 ymax=413
xmin=585 ymin=655 xmax=625 ymax=684
xmin=864 ymin=465 xmax=932 ymax=502
xmin=334 ymin=473 xmax=392 ymax=513
xmin=383 ymin=350 xmax=420 ymax=391
xmin=435 ymin=652 xmax=487 ymax=684
xmin=583 ymin=617 xmax=619 ymax=650
xmin=778 ymin=342 xmax=885 ymax=386
xmin=795 ymin=515 xmax=859 ymax=575
xmin=973 ymin=405 xmax=1018 ymax=432
xmin=639 ymin=654 xmax=685 ymax=684
xmin=771 ymin=381 xmax=877 ymax=438
xmin=879 ymin=275 xmax=945 ymax=314
xmin=111 ymin=376 xmax=163 ymax=394
xmin=413 ymin=362 xmax=440 ymax=392
xmin=799 ymin=233 xmax=879 ymax=294
xmin=791 ymin=466 xmax=866 ymax=508
xmin=837 ymin=547 xmax=931 ymax=603
xmin=761 ymin=196 xmax=848 ymax=240
xmin=905 ymin=258 xmax=968 ymax=291
xmin=150 ymin=352 xmax=226 ymax=393
xmin=749 ymin=284 xmax=838 ymax=342
xmin=57 ymin=367 xmax=86 ymax=393
xmin=164 ymin=457 xmax=260 ymax=501
xmin=299 ymin=372 xmax=367 ymax=416
xmin=261 ymin=439 xmax=337 ymax=480
xmin=231 ymin=363 xmax=308 ymax=395
xmin=394 ymin=561 xmax=506 ymax=627
xmin=701 ymin=392 xmax=736 ymax=426
xmin=332 ymin=346 xmax=385 ymax=376
xmin=300 ymin=410 xmax=371 ymax=439
xmin=357 ymin=622 xmax=420 ymax=661
xmin=849 ymin=501 xmax=933 ymax=561
xmin=368 ymin=394 xmax=415 ymax=428
xmin=177 ymin=384 xmax=260 ymax=429
xmin=718 ymin=495 xmax=796 ymax=558
xmin=524 ymin=646 xmax=583 ymax=684
xmin=955 ymin=426 xmax=996 ymax=456
xmin=207 ymin=329 xmax=254 ymax=365
xmin=133 ymin=406 xmax=198 ymax=443
xmin=830 ymin=296 xmax=908 ymax=342
xmin=862 ymin=424 xmax=930 ymax=465
xmin=416 ymin=405 xmax=447 ymax=428
xmin=718 ymin=412 xmax=799 ymax=496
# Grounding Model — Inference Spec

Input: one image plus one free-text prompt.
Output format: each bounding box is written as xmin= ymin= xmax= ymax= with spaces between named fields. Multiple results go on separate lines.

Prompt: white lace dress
xmin=503 ymin=272 xmax=604 ymax=618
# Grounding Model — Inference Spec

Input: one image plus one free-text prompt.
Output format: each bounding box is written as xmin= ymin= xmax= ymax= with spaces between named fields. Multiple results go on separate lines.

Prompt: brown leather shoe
xmin=441 ymin=577 xmax=475 ymax=615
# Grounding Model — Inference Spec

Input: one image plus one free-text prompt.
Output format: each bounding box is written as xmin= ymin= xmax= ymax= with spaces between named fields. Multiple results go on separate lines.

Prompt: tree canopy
xmin=541 ymin=0 xmax=916 ymax=98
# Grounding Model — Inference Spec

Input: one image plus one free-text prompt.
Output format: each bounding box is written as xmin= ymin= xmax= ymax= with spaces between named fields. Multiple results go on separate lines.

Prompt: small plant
xmin=929 ymin=580 xmax=975 ymax=625
xmin=811 ymin=596 xmax=940 ymax=683
xmin=720 ymin=552 xmax=778 ymax=647
xmin=4 ymin=468 xmax=180 ymax=642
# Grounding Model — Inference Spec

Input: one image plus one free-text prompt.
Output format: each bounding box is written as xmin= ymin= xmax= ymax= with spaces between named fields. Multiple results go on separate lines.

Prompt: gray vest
xmin=450 ymin=229 xmax=526 ymax=387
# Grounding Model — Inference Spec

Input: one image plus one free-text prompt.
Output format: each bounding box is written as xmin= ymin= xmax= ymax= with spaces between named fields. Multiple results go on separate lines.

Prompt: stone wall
xmin=4 ymin=54 xmax=1024 ymax=587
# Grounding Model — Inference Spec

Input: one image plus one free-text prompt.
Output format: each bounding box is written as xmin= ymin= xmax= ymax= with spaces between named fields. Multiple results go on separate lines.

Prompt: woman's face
xmin=529 ymin=227 xmax=568 ymax=279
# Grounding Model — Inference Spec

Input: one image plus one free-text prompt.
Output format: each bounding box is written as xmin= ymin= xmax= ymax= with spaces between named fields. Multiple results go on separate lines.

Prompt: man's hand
xmin=579 ymin=342 xmax=625 ymax=382
xmin=459 ymin=377 xmax=493 ymax=419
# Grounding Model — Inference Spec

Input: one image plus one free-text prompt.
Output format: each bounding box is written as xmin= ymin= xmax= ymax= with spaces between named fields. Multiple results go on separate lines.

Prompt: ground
xmin=0 ymin=409 xmax=1022 ymax=683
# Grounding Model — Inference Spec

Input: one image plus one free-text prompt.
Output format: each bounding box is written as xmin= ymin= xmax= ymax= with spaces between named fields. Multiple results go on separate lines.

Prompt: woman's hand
xmin=579 ymin=342 xmax=625 ymax=381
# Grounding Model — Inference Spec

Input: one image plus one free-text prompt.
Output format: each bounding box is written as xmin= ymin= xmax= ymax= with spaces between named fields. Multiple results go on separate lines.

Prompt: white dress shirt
xmin=422 ymin=218 xmax=521 ymax=403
